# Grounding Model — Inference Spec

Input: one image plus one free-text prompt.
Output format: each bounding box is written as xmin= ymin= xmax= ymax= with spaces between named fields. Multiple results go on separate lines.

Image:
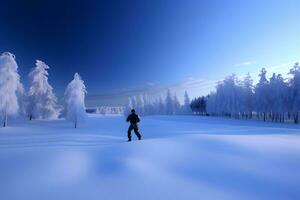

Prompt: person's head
xmin=131 ymin=109 xmax=135 ymax=113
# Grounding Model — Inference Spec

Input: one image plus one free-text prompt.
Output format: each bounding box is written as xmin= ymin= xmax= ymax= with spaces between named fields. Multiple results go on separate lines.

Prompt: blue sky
xmin=0 ymin=0 xmax=299 ymax=105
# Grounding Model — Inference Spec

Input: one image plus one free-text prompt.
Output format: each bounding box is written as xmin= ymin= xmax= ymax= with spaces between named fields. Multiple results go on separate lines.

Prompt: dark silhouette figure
xmin=126 ymin=109 xmax=142 ymax=142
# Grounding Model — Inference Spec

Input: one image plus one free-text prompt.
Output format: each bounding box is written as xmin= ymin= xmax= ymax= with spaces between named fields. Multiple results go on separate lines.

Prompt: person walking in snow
xmin=126 ymin=109 xmax=142 ymax=142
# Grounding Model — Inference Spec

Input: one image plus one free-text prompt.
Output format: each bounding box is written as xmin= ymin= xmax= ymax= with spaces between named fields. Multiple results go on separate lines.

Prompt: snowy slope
xmin=0 ymin=115 xmax=300 ymax=200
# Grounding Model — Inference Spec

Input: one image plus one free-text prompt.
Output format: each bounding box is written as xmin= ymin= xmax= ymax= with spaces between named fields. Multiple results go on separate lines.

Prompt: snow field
xmin=0 ymin=114 xmax=299 ymax=200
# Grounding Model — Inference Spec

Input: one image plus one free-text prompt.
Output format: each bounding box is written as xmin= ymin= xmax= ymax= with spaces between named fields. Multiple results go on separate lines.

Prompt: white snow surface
xmin=0 ymin=115 xmax=300 ymax=200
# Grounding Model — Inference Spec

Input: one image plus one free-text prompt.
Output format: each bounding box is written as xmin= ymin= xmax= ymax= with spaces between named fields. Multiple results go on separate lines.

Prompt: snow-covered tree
xmin=254 ymin=68 xmax=270 ymax=121
xmin=136 ymin=95 xmax=145 ymax=115
xmin=206 ymin=92 xmax=217 ymax=115
xmin=125 ymin=97 xmax=133 ymax=115
xmin=206 ymin=74 xmax=251 ymax=118
xmin=27 ymin=60 xmax=60 ymax=120
xmin=125 ymin=90 xmax=191 ymax=116
xmin=173 ymin=94 xmax=181 ymax=114
xmin=0 ymin=52 xmax=22 ymax=127
xmin=198 ymin=63 xmax=300 ymax=123
xmin=165 ymin=89 xmax=173 ymax=115
xmin=131 ymin=96 xmax=137 ymax=110
xmin=268 ymin=73 xmax=278 ymax=118
xmin=241 ymin=73 xmax=254 ymax=118
xmin=158 ymin=96 xmax=165 ymax=115
xmin=142 ymin=94 xmax=152 ymax=115
xmin=273 ymin=74 xmax=287 ymax=122
xmin=64 ymin=73 xmax=87 ymax=128
xmin=213 ymin=74 xmax=243 ymax=117
xmin=183 ymin=91 xmax=192 ymax=114
xmin=268 ymin=73 xmax=287 ymax=122
xmin=289 ymin=63 xmax=300 ymax=123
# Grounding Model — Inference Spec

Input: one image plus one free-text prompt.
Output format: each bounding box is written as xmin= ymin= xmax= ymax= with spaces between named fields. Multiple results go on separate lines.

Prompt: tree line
xmin=0 ymin=52 xmax=87 ymax=128
xmin=192 ymin=63 xmax=300 ymax=123
xmin=125 ymin=90 xmax=192 ymax=116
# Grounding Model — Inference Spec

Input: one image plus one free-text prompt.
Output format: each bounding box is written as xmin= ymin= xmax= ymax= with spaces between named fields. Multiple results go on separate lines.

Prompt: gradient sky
xmin=1 ymin=0 xmax=300 ymax=106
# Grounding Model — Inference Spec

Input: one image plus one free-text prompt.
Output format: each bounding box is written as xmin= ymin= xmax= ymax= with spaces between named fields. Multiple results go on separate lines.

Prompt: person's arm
xmin=126 ymin=115 xmax=130 ymax=122
xmin=137 ymin=116 xmax=140 ymax=123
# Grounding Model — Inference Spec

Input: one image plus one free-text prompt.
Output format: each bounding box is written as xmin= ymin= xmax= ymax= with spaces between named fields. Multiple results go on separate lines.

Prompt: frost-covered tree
xmin=0 ymin=52 xmax=22 ymax=127
xmin=173 ymin=94 xmax=181 ymax=114
xmin=125 ymin=91 xmax=188 ymax=116
xmin=241 ymin=73 xmax=254 ymax=119
xmin=254 ymin=68 xmax=269 ymax=121
xmin=206 ymin=92 xmax=216 ymax=115
xmin=289 ymin=63 xmax=300 ymax=123
xmin=268 ymin=73 xmax=287 ymax=122
xmin=64 ymin=73 xmax=87 ymax=128
xmin=165 ymin=89 xmax=174 ymax=115
xmin=206 ymin=74 xmax=250 ymax=118
xmin=158 ymin=96 xmax=165 ymax=115
xmin=183 ymin=91 xmax=192 ymax=114
xmin=142 ymin=94 xmax=152 ymax=115
xmin=214 ymin=74 xmax=243 ymax=117
xmin=125 ymin=97 xmax=133 ymax=115
xmin=131 ymin=96 xmax=137 ymax=110
xmin=272 ymin=74 xmax=287 ymax=122
xmin=268 ymin=73 xmax=280 ymax=120
xmin=200 ymin=63 xmax=300 ymax=123
xmin=136 ymin=95 xmax=145 ymax=115
xmin=27 ymin=60 xmax=60 ymax=120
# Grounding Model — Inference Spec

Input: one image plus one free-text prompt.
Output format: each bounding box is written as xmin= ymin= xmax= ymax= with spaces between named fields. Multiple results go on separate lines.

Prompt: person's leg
xmin=127 ymin=126 xmax=133 ymax=141
xmin=133 ymin=125 xmax=142 ymax=140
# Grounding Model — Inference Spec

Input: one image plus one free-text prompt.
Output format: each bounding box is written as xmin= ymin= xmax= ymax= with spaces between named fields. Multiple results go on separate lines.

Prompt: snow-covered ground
xmin=0 ymin=114 xmax=300 ymax=200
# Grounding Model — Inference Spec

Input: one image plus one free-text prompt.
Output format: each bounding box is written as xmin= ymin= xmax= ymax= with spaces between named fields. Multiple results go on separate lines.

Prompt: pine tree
xmin=274 ymin=74 xmax=287 ymax=122
xmin=27 ymin=60 xmax=60 ymax=120
xmin=173 ymin=94 xmax=181 ymax=114
xmin=125 ymin=97 xmax=133 ymax=115
xmin=242 ymin=73 xmax=254 ymax=119
xmin=183 ymin=91 xmax=192 ymax=114
xmin=0 ymin=52 xmax=23 ymax=127
xmin=158 ymin=96 xmax=165 ymax=115
xmin=289 ymin=63 xmax=300 ymax=123
xmin=132 ymin=96 xmax=137 ymax=110
xmin=64 ymin=73 xmax=87 ymax=128
xmin=255 ymin=68 xmax=269 ymax=121
xmin=136 ymin=95 xmax=145 ymax=115
xmin=165 ymin=89 xmax=173 ymax=115
xmin=142 ymin=94 xmax=150 ymax=115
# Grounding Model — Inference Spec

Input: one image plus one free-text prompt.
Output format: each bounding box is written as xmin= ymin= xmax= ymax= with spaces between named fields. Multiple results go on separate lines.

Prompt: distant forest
xmin=192 ymin=63 xmax=300 ymax=124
